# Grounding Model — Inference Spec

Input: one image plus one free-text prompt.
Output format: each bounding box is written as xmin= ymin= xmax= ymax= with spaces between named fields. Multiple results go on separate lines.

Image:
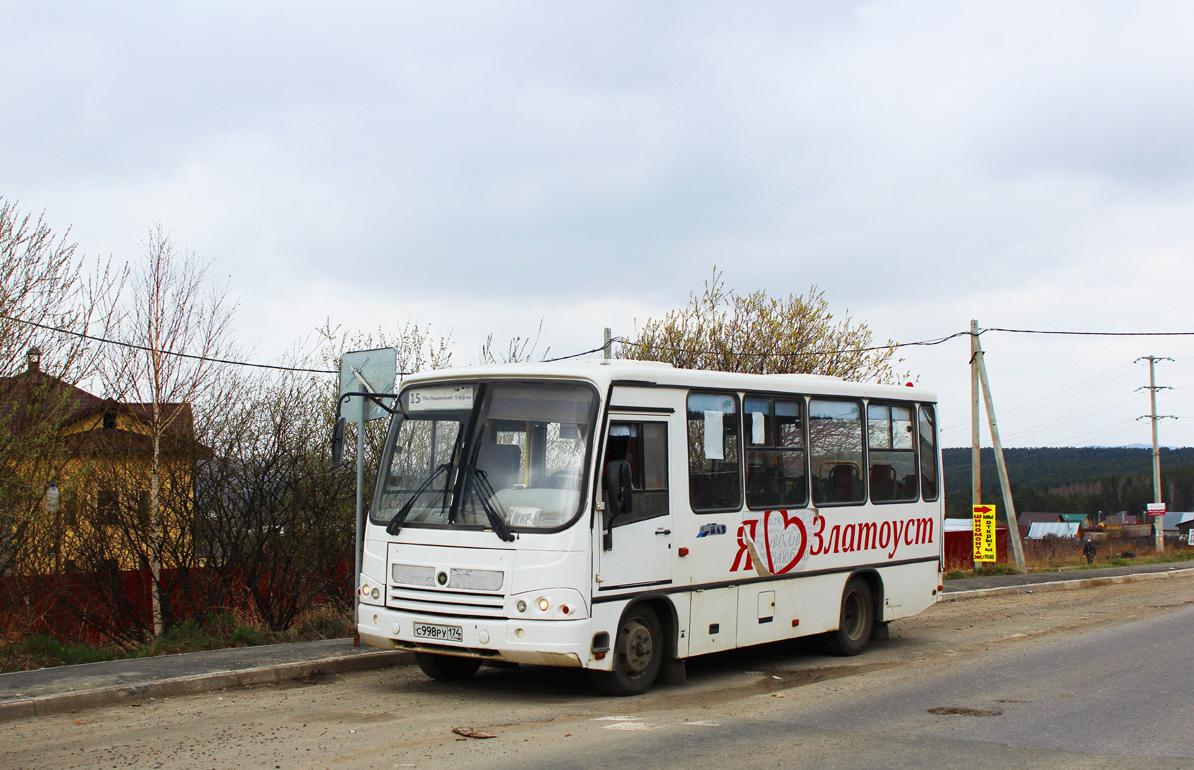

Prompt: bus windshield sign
xmin=406 ymin=385 xmax=475 ymax=411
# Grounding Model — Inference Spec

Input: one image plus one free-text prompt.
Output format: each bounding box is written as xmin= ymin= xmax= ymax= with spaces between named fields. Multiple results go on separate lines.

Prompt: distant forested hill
xmin=941 ymin=447 xmax=1194 ymax=518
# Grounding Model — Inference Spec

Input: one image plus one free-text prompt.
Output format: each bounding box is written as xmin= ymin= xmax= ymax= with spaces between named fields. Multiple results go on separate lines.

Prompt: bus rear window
xmin=918 ymin=404 xmax=939 ymax=501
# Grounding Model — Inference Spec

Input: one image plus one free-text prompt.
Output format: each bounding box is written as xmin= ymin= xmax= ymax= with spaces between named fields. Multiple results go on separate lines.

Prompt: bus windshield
xmin=371 ymin=380 xmax=597 ymax=533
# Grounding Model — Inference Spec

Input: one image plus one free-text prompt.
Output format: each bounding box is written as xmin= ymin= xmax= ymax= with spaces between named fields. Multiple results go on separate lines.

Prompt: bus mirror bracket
xmin=597 ymin=499 xmax=614 ymax=551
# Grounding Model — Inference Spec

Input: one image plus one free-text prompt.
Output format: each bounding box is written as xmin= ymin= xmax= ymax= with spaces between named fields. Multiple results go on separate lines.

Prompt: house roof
xmin=1160 ymin=511 xmax=1191 ymax=531
xmin=1020 ymin=512 xmax=1076 ymax=526
xmin=0 ymin=368 xmax=103 ymax=430
xmin=1027 ymin=522 xmax=1081 ymax=539
xmin=1 ymin=362 xmax=197 ymax=446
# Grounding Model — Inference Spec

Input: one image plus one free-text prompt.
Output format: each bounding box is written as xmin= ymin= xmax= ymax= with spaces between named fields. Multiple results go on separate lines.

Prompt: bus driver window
xmin=604 ymin=421 xmax=669 ymax=524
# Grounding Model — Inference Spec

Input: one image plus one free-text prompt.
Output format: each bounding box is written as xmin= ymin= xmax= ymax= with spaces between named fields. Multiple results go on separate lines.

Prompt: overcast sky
xmin=4 ymin=1 xmax=1193 ymax=450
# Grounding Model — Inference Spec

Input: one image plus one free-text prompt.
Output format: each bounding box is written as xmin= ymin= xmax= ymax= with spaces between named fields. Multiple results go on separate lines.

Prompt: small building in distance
xmin=1177 ymin=513 xmax=1194 ymax=545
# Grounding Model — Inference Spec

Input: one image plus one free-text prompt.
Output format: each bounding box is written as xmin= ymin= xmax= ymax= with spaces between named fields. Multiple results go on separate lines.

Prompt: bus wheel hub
xmin=623 ymin=621 xmax=653 ymax=673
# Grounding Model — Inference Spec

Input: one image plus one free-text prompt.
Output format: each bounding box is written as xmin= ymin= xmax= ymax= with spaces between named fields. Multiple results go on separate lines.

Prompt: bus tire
xmin=589 ymin=604 xmax=664 ymax=696
xmin=415 ymin=652 xmax=482 ymax=681
xmin=823 ymin=577 xmax=874 ymax=657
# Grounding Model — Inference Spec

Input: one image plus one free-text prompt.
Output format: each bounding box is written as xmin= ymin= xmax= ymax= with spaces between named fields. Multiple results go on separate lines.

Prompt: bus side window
xmin=686 ymin=393 xmax=742 ymax=512
xmin=918 ymin=405 xmax=939 ymax=501
xmin=606 ymin=421 xmax=669 ymax=525
xmin=745 ymin=396 xmax=808 ymax=510
xmin=867 ymin=403 xmax=917 ymax=503
xmin=809 ymin=398 xmax=865 ymax=506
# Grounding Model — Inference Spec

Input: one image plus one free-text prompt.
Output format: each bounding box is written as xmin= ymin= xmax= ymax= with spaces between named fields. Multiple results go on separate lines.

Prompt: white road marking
xmin=603 ymin=721 xmax=657 ymax=731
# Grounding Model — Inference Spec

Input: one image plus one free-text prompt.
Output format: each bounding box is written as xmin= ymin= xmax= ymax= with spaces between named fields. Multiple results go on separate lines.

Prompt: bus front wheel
xmin=415 ymin=652 xmax=482 ymax=681
xmin=589 ymin=605 xmax=664 ymax=696
xmin=823 ymin=577 xmax=874 ymax=656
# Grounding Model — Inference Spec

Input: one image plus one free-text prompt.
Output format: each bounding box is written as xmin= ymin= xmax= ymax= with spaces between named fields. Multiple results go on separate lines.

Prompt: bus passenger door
xmin=596 ymin=417 xmax=673 ymax=591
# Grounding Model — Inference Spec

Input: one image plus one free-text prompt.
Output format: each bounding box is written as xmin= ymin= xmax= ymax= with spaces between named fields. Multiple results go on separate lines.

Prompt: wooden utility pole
xmin=970 ymin=320 xmax=982 ymax=570
xmin=972 ymin=322 xmax=1026 ymax=572
xmin=1136 ymin=355 xmax=1173 ymax=552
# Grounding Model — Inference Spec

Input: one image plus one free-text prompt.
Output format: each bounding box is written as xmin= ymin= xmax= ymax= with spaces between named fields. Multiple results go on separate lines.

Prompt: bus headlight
xmin=537 ymin=597 xmax=550 ymax=612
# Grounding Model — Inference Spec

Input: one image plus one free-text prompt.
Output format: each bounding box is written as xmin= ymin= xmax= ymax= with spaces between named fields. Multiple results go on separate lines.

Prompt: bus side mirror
xmin=331 ymin=416 xmax=346 ymax=464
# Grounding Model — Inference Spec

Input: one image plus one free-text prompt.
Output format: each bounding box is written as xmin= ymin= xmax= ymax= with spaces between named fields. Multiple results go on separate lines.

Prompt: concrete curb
xmin=942 ymin=566 xmax=1194 ymax=601
xmin=0 ymin=649 xmax=412 ymax=723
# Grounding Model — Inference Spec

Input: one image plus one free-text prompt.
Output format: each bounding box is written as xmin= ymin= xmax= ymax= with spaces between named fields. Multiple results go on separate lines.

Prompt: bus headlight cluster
xmin=359 ymin=576 xmax=383 ymax=605
xmin=508 ymin=589 xmax=587 ymax=619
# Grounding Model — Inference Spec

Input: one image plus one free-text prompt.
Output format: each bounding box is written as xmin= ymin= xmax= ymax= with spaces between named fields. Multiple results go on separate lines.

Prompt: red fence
xmin=0 ymin=558 xmax=351 ymax=644
xmin=942 ymin=527 xmax=1009 ymax=570
xmin=0 ymin=567 xmax=226 ymax=644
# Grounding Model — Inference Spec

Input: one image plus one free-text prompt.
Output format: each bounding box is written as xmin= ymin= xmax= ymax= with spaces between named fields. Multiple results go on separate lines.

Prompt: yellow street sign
xmin=972 ymin=504 xmax=997 ymax=563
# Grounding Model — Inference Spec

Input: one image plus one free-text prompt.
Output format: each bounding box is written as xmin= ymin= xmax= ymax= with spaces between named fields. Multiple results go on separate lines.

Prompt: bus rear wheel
xmin=589 ymin=605 xmax=664 ymax=696
xmin=415 ymin=652 xmax=482 ymax=681
xmin=823 ymin=577 xmax=874 ymax=657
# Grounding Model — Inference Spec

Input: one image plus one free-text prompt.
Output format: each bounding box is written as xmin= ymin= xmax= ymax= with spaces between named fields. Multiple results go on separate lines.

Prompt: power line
xmin=939 ymin=365 xmax=1136 ymax=434
xmin=2 ymin=312 xmax=338 ymax=375
xmin=985 ymin=327 xmax=1194 ymax=337
xmin=542 ymin=342 xmax=621 ymax=363
xmin=12 ymin=309 xmax=1194 ymax=377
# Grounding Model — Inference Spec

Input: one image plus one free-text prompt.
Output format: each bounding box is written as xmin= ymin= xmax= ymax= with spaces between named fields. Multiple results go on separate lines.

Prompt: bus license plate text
xmin=413 ymin=622 xmax=463 ymax=643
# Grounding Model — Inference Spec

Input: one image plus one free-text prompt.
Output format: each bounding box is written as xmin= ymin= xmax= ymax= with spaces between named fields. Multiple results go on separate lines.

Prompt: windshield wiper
xmin=465 ymin=467 xmax=516 ymax=543
xmin=386 ymin=463 xmax=451 ymax=535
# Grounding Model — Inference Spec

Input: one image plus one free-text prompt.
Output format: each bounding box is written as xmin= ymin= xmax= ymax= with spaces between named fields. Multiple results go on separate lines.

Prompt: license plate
xmin=413 ymin=622 xmax=463 ymax=643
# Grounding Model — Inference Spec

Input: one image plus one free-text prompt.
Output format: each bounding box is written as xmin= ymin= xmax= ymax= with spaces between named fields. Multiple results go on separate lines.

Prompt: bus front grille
xmin=387 ymin=586 xmax=506 ymax=619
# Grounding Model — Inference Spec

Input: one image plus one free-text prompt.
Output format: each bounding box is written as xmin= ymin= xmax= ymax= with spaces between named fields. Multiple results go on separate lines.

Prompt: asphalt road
xmin=3 ymin=577 xmax=1192 ymax=769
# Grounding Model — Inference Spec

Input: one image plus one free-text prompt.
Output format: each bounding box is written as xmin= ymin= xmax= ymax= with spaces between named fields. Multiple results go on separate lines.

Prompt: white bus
xmin=357 ymin=360 xmax=943 ymax=695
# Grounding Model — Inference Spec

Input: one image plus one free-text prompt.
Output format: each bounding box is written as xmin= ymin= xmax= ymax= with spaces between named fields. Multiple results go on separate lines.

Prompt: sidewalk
xmin=0 ymin=638 xmax=408 ymax=722
xmin=4 ymin=563 xmax=1192 ymax=722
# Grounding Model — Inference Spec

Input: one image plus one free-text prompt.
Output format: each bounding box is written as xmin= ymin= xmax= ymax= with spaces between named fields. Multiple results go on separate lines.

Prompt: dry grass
xmin=0 ymin=604 xmax=352 ymax=674
xmin=945 ymin=539 xmax=1194 ymax=580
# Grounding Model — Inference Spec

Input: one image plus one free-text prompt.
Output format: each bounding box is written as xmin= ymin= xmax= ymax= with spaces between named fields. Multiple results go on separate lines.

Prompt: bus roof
xmin=399 ymin=359 xmax=937 ymax=402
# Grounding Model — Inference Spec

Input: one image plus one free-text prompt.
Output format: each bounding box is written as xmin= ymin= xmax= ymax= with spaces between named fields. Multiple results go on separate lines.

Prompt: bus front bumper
xmin=357 ymin=604 xmax=592 ymax=668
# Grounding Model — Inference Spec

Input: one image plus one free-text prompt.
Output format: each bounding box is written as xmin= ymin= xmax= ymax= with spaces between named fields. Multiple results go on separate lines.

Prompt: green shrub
xmin=18 ymin=633 xmax=116 ymax=667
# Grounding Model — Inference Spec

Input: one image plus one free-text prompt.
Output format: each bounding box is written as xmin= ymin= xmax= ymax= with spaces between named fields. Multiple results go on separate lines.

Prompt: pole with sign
xmin=338 ymin=348 xmax=397 ymax=646
xmin=972 ymin=504 xmax=997 ymax=563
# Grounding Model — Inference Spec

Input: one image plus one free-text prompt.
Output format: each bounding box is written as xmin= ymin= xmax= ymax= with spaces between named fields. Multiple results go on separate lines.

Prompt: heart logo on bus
xmin=763 ymin=509 xmax=808 ymax=575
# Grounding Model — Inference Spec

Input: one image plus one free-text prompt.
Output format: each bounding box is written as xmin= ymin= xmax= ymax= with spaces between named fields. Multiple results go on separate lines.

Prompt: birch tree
xmin=105 ymin=226 xmax=236 ymax=637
